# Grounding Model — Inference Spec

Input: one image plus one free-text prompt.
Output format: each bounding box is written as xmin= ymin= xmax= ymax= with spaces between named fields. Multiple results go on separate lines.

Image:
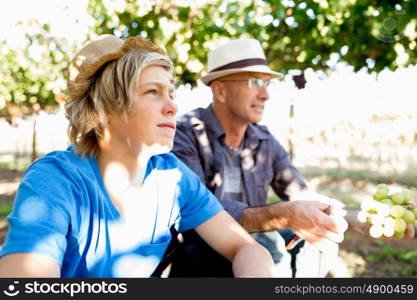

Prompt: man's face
xmin=214 ymin=72 xmax=273 ymax=124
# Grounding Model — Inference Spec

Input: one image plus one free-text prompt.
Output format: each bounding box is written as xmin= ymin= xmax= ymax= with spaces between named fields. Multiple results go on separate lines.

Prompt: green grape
xmin=402 ymin=190 xmax=412 ymax=204
xmin=360 ymin=198 xmax=379 ymax=212
xmin=391 ymin=192 xmax=405 ymax=205
xmin=369 ymin=214 xmax=384 ymax=225
xmin=394 ymin=231 xmax=405 ymax=239
xmin=403 ymin=210 xmax=416 ymax=223
xmin=361 ymin=185 xmax=416 ymax=240
xmin=382 ymin=217 xmax=395 ymax=237
xmin=383 ymin=225 xmax=395 ymax=237
xmin=382 ymin=216 xmax=395 ymax=227
xmin=380 ymin=198 xmax=393 ymax=207
xmin=377 ymin=203 xmax=391 ymax=217
xmin=390 ymin=205 xmax=405 ymax=218
xmin=357 ymin=210 xmax=369 ymax=223
xmin=373 ymin=188 xmax=389 ymax=201
xmin=369 ymin=224 xmax=384 ymax=238
xmin=376 ymin=184 xmax=389 ymax=190
xmin=394 ymin=218 xmax=407 ymax=233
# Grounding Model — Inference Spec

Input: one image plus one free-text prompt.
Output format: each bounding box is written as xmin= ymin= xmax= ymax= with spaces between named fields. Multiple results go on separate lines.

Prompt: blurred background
xmin=0 ymin=0 xmax=416 ymax=277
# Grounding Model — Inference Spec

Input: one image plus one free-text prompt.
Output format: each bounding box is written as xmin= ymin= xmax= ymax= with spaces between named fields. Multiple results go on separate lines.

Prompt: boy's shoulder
xmin=24 ymin=147 xmax=92 ymax=179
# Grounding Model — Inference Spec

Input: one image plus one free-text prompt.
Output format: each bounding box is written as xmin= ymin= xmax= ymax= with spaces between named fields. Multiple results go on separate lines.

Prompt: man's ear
xmin=211 ymin=81 xmax=226 ymax=103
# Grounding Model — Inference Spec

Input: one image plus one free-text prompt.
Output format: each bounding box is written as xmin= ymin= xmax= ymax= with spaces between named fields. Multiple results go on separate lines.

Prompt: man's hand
xmin=239 ymin=198 xmax=348 ymax=251
xmin=281 ymin=200 xmax=348 ymax=248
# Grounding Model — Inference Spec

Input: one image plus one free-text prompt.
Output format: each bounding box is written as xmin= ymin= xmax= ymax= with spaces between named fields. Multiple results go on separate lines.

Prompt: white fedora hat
xmin=200 ymin=38 xmax=282 ymax=85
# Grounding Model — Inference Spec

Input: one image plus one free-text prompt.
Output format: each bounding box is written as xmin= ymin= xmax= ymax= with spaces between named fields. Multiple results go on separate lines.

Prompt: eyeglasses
xmin=218 ymin=78 xmax=273 ymax=89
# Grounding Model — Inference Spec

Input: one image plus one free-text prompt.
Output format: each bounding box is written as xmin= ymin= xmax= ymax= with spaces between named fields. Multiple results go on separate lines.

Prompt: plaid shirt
xmin=173 ymin=104 xmax=307 ymax=221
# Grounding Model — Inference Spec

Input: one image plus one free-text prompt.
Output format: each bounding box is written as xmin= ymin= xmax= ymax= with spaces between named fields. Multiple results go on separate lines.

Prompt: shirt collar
xmin=201 ymin=104 xmax=225 ymax=139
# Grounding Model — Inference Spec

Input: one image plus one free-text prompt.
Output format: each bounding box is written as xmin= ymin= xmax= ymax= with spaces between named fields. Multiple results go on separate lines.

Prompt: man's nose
xmin=258 ymin=85 xmax=270 ymax=101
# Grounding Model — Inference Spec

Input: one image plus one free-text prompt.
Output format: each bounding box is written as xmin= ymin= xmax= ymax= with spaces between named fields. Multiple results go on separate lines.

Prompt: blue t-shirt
xmin=0 ymin=147 xmax=222 ymax=277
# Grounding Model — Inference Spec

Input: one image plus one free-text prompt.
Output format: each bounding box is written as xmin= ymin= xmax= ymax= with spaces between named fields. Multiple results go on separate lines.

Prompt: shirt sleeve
xmin=175 ymin=159 xmax=223 ymax=232
xmin=270 ymin=138 xmax=308 ymax=201
xmin=0 ymin=158 xmax=75 ymax=266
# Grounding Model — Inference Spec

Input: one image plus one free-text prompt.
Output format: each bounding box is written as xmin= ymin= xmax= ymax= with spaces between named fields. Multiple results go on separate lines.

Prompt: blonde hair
xmin=65 ymin=50 xmax=173 ymax=157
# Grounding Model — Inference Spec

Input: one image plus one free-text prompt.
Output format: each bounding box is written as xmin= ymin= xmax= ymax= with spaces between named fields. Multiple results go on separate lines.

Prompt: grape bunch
xmin=357 ymin=184 xmax=417 ymax=239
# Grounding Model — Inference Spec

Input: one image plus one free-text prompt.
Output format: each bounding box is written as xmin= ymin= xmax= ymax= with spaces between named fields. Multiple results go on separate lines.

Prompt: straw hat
xmin=200 ymin=39 xmax=282 ymax=85
xmin=67 ymin=34 xmax=166 ymax=100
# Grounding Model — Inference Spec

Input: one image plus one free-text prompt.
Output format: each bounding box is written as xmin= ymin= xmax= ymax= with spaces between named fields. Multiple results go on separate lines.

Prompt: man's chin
xmin=248 ymin=111 xmax=264 ymax=123
xmin=250 ymin=116 xmax=263 ymax=124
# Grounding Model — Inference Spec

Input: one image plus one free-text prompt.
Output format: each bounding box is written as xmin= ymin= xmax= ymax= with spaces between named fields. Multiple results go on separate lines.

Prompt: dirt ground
xmin=1 ymin=168 xmax=416 ymax=277
xmin=0 ymin=168 xmax=21 ymax=244
xmin=335 ymin=228 xmax=417 ymax=277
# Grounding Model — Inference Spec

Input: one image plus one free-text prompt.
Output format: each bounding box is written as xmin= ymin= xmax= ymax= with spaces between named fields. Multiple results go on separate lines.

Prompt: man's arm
xmin=195 ymin=210 xmax=276 ymax=277
xmin=245 ymin=137 xmax=348 ymax=245
xmin=0 ymin=253 xmax=60 ymax=277
xmin=239 ymin=200 xmax=347 ymax=245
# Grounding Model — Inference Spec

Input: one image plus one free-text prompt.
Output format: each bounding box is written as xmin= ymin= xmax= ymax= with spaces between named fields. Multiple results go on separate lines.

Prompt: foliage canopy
xmin=88 ymin=0 xmax=417 ymax=83
xmin=1 ymin=0 xmax=416 ymax=119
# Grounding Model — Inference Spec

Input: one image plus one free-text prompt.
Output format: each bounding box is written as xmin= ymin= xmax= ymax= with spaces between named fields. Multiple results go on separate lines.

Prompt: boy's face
xmin=107 ymin=65 xmax=177 ymax=155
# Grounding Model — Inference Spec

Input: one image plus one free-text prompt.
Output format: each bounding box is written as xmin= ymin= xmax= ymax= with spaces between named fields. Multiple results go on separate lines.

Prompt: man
xmin=162 ymin=39 xmax=412 ymax=278
xmin=148 ymin=38 xmax=342 ymax=278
